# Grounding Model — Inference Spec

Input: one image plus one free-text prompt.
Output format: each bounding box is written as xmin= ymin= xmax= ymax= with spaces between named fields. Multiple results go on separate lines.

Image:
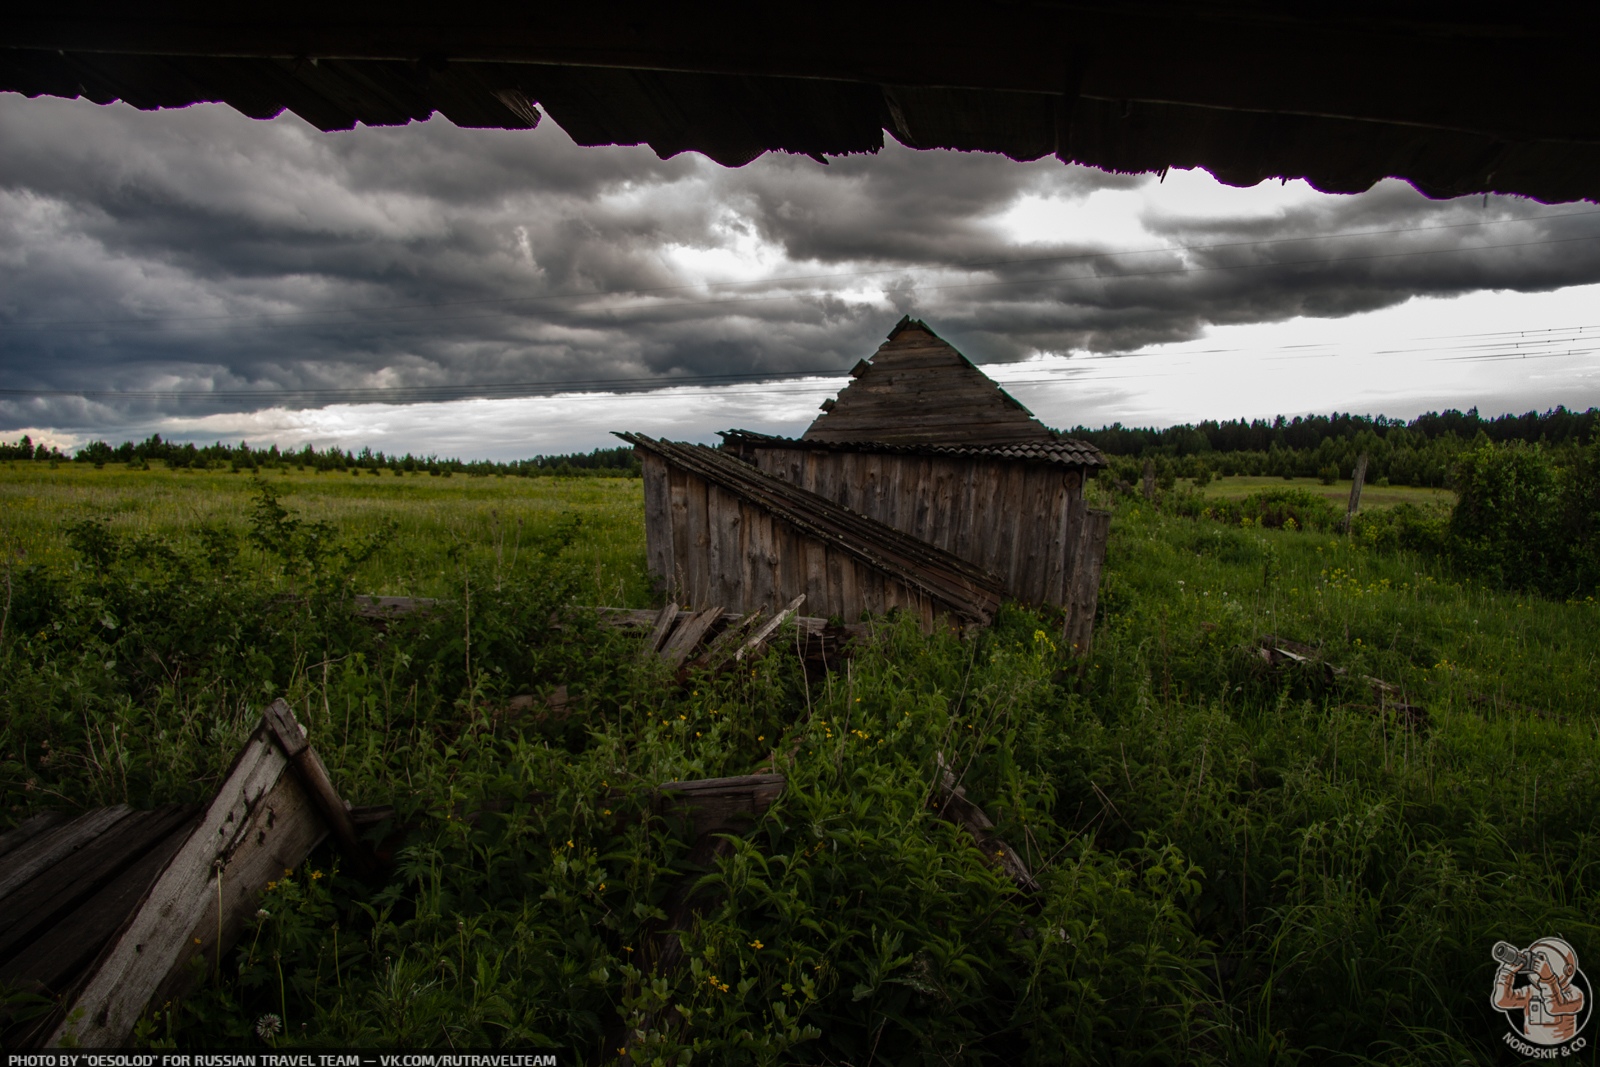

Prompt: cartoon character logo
xmin=1491 ymin=938 xmax=1591 ymax=1052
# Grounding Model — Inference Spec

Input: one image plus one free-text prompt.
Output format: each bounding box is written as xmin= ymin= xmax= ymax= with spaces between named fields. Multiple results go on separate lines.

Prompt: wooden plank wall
xmin=748 ymin=449 xmax=1094 ymax=608
xmin=641 ymin=458 xmax=946 ymax=626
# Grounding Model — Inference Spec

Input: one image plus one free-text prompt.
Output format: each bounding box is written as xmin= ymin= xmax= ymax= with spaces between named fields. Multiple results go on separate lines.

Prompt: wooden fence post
xmin=1344 ymin=453 xmax=1369 ymax=533
xmin=1142 ymin=459 xmax=1155 ymax=500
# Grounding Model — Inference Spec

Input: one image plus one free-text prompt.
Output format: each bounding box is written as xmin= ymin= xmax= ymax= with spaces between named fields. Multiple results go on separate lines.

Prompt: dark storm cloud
xmin=3 ymin=92 xmax=1600 ymax=436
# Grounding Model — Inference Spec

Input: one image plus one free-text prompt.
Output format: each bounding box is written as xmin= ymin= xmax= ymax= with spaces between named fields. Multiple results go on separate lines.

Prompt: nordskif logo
xmin=1491 ymin=938 xmax=1591 ymax=1057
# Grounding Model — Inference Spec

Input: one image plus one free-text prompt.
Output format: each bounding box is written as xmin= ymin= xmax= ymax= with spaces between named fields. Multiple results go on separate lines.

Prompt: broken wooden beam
xmin=616 ymin=774 xmax=787 ymax=1058
xmin=598 ymin=604 xmax=869 ymax=669
xmin=735 ymin=594 xmax=806 ymax=663
xmin=933 ymin=757 xmax=1040 ymax=894
xmin=1254 ymin=634 xmax=1428 ymax=729
xmin=640 ymin=601 xmax=681 ymax=659
xmin=5 ymin=702 xmax=360 ymax=1049
xmin=658 ymin=606 xmax=725 ymax=668
xmin=262 ymin=698 xmax=379 ymax=879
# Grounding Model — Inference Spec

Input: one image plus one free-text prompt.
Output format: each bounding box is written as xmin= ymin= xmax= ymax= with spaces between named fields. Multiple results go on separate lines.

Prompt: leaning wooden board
xmin=40 ymin=701 xmax=344 ymax=1048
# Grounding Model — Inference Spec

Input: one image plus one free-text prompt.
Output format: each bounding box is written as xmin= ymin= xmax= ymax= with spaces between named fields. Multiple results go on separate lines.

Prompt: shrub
xmin=1202 ymin=487 xmax=1342 ymax=532
xmin=1449 ymin=441 xmax=1564 ymax=593
xmin=1560 ymin=441 xmax=1600 ymax=595
xmin=1349 ymin=501 xmax=1449 ymax=555
xmin=1317 ymin=463 xmax=1338 ymax=485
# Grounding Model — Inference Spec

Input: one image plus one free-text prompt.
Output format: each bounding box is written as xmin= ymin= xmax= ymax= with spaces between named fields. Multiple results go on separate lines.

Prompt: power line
xmin=3 ymin=321 xmax=1595 ymax=405
xmin=5 ymin=210 xmax=1600 ymax=334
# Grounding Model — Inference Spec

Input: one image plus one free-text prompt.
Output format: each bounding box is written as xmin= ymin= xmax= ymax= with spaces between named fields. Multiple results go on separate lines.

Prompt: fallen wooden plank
xmin=46 ymin=703 xmax=349 ymax=1048
xmin=641 ymin=601 xmax=680 ymax=659
xmin=0 ymin=806 xmax=133 ymax=904
xmin=0 ymin=812 xmax=68 ymax=863
xmin=686 ymin=609 xmax=764 ymax=673
xmin=735 ymin=594 xmax=805 ymax=662
xmin=655 ymin=774 xmax=787 ymax=839
xmin=1254 ymin=634 xmax=1428 ymax=730
xmin=46 ymin=732 xmax=291 ymax=1047
xmin=658 ymin=606 xmax=724 ymax=668
xmin=1 ymin=809 xmax=194 ymax=996
xmin=0 ymin=809 xmax=183 ymax=962
xmin=352 ymin=594 xmax=437 ymax=619
xmin=933 ymin=757 xmax=1039 ymax=894
xmin=618 ymin=774 xmax=787 ymax=1057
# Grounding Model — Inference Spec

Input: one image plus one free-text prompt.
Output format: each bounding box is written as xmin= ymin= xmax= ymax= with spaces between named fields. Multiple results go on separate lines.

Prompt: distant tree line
xmin=1073 ymin=406 xmax=1600 ymax=489
xmin=0 ymin=435 xmax=70 ymax=463
xmin=0 ymin=434 xmax=642 ymax=478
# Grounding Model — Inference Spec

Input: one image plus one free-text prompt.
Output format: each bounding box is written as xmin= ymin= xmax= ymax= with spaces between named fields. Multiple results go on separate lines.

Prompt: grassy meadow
xmin=0 ymin=461 xmax=652 ymax=605
xmin=3 ymin=462 xmax=1599 ymax=1063
xmin=1192 ymin=474 xmax=1456 ymax=510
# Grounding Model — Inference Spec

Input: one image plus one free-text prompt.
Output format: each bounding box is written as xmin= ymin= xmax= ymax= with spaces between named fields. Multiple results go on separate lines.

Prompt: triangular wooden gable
xmin=802 ymin=317 xmax=1057 ymax=446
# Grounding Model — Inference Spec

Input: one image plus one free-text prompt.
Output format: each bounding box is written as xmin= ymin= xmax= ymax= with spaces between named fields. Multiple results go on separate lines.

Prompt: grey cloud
xmin=3 ymin=92 xmax=1600 ymax=441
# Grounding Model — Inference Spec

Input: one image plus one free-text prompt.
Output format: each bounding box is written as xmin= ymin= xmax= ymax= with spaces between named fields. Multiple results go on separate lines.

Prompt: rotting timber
xmin=620 ymin=432 xmax=1007 ymax=630
xmin=0 ymin=700 xmax=364 ymax=1048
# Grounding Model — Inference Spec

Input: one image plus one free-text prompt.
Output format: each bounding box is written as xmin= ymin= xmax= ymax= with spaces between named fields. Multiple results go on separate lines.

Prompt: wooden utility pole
xmin=1343 ymin=453 xmax=1369 ymax=532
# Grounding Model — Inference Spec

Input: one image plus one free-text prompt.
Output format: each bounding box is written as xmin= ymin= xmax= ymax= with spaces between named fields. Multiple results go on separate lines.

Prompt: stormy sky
xmin=3 ymin=93 xmax=1599 ymax=458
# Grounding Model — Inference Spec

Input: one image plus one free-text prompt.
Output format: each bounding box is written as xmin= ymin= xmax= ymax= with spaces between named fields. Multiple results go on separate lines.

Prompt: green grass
xmin=1191 ymin=474 xmax=1455 ymax=509
xmin=0 ymin=461 xmax=651 ymax=605
xmin=4 ymin=466 xmax=1599 ymax=1063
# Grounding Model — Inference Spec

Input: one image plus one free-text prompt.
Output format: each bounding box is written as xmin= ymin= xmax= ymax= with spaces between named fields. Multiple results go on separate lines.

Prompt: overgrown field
xmin=1193 ymin=475 xmax=1453 ymax=510
xmin=0 ymin=462 xmax=650 ymax=604
xmin=4 ymin=465 xmax=1600 ymax=1064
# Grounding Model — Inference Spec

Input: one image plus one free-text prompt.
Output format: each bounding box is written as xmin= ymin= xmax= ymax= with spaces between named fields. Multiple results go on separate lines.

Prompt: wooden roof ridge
xmin=718 ymin=428 xmax=1107 ymax=468
xmin=616 ymin=433 xmax=1004 ymax=622
xmin=801 ymin=318 xmax=1060 ymax=447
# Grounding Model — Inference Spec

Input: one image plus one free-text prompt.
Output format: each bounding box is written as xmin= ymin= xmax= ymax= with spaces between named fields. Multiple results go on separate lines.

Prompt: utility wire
xmin=4 ymin=321 xmax=1595 ymax=404
xmin=5 ymin=210 xmax=1600 ymax=333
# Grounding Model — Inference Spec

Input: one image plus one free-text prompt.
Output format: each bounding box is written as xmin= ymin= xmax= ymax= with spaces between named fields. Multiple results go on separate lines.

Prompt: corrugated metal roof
xmin=720 ymin=429 xmax=1108 ymax=469
xmin=3 ymin=5 xmax=1597 ymax=202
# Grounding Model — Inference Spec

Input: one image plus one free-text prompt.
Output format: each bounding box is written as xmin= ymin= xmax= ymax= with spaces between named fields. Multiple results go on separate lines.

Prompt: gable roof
xmin=616 ymin=433 xmax=1004 ymax=623
xmin=801 ymin=318 xmax=1058 ymax=447
xmin=720 ymin=429 xmax=1106 ymax=469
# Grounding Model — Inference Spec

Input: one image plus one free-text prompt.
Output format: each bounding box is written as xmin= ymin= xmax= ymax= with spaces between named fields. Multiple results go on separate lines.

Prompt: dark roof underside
xmin=3 ymin=4 xmax=1598 ymax=203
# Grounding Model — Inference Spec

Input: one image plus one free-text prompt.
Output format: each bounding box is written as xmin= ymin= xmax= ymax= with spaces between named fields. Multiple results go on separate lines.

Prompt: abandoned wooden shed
xmin=720 ymin=318 xmax=1111 ymax=650
xmin=619 ymin=433 xmax=1004 ymax=629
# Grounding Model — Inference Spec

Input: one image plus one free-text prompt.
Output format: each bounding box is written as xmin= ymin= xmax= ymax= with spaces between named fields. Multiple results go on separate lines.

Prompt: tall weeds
xmin=5 ymin=475 xmax=1598 ymax=1063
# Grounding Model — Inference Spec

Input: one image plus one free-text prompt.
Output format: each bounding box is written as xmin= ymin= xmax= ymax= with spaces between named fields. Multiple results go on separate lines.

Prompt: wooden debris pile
xmin=2 ymin=699 xmax=370 ymax=1049
xmin=1255 ymin=634 xmax=1428 ymax=729
xmin=601 ymin=598 xmax=868 ymax=675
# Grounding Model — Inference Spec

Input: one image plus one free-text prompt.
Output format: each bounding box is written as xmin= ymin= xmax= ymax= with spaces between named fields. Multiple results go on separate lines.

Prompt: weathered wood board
xmin=0 ymin=700 xmax=356 ymax=1049
xmin=621 ymin=434 xmax=1005 ymax=628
